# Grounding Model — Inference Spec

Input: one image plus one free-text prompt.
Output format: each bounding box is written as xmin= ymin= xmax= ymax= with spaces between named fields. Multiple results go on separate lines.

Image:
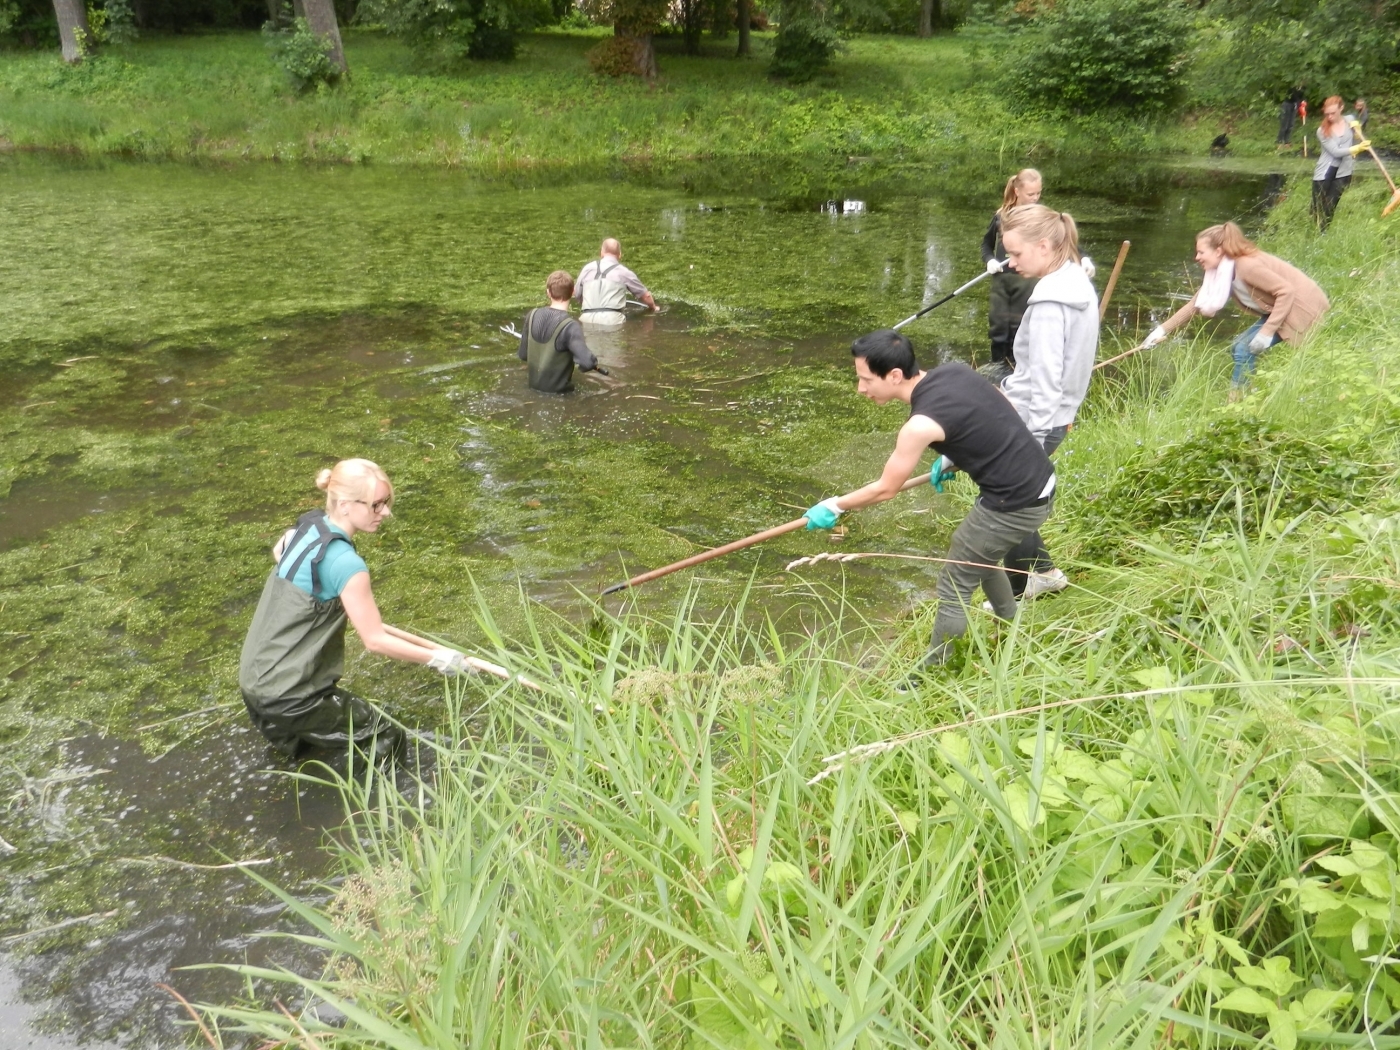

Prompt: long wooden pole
xmin=601 ymin=471 xmax=937 ymax=596
xmin=1093 ymin=341 xmax=1150 ymax=371
xmin=1098 ymin=240 xmax=1131 ymax=321
xmin=382 ymin=624 xmax=542 ymax=691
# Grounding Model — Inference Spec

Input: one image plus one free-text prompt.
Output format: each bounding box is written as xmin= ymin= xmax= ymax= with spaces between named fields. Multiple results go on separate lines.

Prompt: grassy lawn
xmin=0 ymin=29 xmax=1282 ymax=166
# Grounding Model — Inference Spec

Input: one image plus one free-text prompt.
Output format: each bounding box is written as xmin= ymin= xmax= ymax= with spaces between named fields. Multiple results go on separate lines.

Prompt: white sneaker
xmin=1022 ymin=568 xmax=1069 ymax=600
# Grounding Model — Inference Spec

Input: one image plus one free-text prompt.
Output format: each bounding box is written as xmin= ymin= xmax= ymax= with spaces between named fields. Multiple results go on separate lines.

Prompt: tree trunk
xmin=918 ymin=0 xmax=939 ymax=37
xmin=292 ymin=0 xmax=306 ymax=17
xmin=736 ymin=0 xmax=750 ymax=56
xmin=265 ymin=0 xmax=280 ymax=25
xmin=613 ymin=26 xmax=656 ymax=78
xmin=301 ymin=0 xmax=347 ymax=73
xmin=51 ymin=0 xmax=90 ymax=63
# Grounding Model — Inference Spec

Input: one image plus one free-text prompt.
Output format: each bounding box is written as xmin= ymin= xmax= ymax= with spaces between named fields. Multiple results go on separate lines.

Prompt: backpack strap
xmin=278 ymin=510 xmax=356 ymax=598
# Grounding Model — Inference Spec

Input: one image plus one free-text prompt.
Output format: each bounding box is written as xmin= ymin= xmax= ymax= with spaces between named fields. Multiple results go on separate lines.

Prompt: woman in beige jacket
xmin=1141 ymin=222 xmax=1329 ymax=392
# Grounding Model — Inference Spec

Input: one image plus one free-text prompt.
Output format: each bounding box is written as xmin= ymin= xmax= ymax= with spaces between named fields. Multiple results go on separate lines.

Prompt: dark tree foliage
xmin=1201 ymin=0 xmax=1400 ymax=102
xmin=1 ymin=0 xmax=293 ymax=45
xmin=356 ymin=0 xmax=551 ymax=63
xmin=1005 ymin=0 xmax=1192 ymax=113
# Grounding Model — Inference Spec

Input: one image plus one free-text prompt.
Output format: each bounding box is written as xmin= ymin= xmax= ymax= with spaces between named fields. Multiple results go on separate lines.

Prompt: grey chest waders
xmin=579 ymin=260 xmax=628 ymax=326
xmin=238 ymin=510 xmax=398 ymax=757
xmin=525 ymin=308 xmax=580 ymax=393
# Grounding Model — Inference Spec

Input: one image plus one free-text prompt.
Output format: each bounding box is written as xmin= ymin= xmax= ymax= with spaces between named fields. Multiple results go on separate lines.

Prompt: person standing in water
xmin=1140 ymin=222 xmax=1329 ymax=398
xmin=980 ymin=169 xmax=1043 ymax=381
xmin=574 ymin=238 xmax=658 ymax=327
xmin=239 ymin=459 xmax=468 ymax=761
xmin=518 ymin=270 xmax=602 ymax=393
xmin=997 ymin=204 xmax=1100 ymax=601
xmin=803 ymin=330 xmax=1055 ymax=677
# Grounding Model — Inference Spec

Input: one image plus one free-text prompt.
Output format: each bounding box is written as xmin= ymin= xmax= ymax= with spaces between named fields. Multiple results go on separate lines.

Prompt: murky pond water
xmin=0 ymin=153 xmax=1282 ymax=1045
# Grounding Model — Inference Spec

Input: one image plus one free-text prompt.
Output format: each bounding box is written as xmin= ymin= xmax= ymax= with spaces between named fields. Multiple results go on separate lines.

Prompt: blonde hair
xmin=1197 ymin=221 xmax=1257 ymax=259
xmin=316 ymin=458 xmax=393 ymax=514
xmin=1001 ymin=204 xmax=1080 ymax=269
xmin=999 ymin=168 xmax=1042 ymax=215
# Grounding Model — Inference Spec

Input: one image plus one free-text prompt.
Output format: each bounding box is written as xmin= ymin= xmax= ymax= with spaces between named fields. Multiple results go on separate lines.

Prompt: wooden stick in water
xmin=382 ymin=624 xmax=543 ymax=691
xmin=601 ymin=470 xmax=936 ymax=596
xmin=1098 ymin=240 xmax=1131 ymax=321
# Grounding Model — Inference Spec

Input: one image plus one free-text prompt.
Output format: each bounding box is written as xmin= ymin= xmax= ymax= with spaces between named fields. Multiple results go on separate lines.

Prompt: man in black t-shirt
xmin=804 ymin=329 xmax=1055 ymax=672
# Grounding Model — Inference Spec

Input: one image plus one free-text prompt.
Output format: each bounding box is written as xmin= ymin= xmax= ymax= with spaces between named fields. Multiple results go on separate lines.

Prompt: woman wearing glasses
xmin=238 ymin=458 xmax=466 ymax=761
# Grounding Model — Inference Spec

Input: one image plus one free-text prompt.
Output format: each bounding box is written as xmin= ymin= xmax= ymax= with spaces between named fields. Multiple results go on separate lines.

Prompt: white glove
xmin=985 ymin=258 xmax=1005 ymax=275
xmin=1142 ymin=325 xmax=1167 ymax=349
xmin=1080 ymin=255 xmax=1096 ymax=280
xmin=1248 ymin=330 xmax=1274 ymax=353
xmin=817 ymin=497 xmax=845 ymax=518
xmin=427 ymin=649 xmax=470 ymax=677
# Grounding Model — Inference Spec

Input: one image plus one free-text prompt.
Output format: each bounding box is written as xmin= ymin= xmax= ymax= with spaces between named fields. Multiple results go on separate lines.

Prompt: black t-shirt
xmin=909 ymin=362 xmax=1054 ymax=512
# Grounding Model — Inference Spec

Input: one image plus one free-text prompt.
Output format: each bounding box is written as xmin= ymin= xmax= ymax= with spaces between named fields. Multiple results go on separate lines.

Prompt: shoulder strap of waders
xmin=530 ymin=308 xmax=572 ymax=345
xmin=278 ymin=510 xmax=356 ymax=598
xmin=598 ymin=260 xmax=621 ymax=281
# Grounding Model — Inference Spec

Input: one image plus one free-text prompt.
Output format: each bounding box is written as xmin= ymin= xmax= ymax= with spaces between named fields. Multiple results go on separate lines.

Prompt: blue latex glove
xmin=930 ymin=456 xmax=956 ymax=493
xmin=805 ymin=498 xmax=844 ymax=530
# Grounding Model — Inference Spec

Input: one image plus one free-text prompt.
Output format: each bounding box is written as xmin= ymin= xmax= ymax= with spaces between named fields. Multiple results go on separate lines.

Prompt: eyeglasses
xmin=352 ymin=497 xmax=393 ymax=514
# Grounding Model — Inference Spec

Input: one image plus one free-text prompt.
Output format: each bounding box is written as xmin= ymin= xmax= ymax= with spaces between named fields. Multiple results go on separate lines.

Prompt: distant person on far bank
xmin=1140 ymin=222 xmax=1329 ymax=399
xmin=518 ymin=270 xmax=604 ymax=393
xmin=574 ymin=238 xmax=658 ymax=327
xmin=1354 ymin=98 xmax=1370 ymax=133
xmin=1277 ymin=86 xmax=1305 ymax=146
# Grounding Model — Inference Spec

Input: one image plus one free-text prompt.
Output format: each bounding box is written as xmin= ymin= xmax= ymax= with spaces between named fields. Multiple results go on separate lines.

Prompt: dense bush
xmin=770 ymin=18 xmax=840 ymax=82
xmin=1005 ymin=0 xmax=1192 ymax=113
xmin=356 ymin=0 xmax=551 ymax=64
xmin=263 ymin=16 xmax=341 ymax=91
xmin=1081 ymin=417 xmax=1378 ymax=557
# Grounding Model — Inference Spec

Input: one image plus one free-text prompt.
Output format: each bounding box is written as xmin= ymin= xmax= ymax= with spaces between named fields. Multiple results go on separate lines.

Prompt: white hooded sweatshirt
xmin=1001 ymin=259 xmax=1099 ymax=445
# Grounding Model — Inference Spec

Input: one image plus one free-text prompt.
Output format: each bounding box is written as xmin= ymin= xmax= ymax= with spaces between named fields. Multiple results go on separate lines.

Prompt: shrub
xmin=1006 ymin=0 xmax=1192 ymax=114
xmin=357 ymin=0 xmax=550 ymax=65
xmin=262 ymin=17 xmax=340 ymax=92
xmin=770 ymin=19 xmax=840 ymax=83
xmin=1081 ymin=416 xmax=1377 ymax=557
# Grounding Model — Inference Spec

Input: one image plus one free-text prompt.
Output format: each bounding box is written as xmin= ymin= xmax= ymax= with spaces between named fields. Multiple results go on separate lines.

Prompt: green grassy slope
xmin=0 ymin=29 xmax=1285 ymax=166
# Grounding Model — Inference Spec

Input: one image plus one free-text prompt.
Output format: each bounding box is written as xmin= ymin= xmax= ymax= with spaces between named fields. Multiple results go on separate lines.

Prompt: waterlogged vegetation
xmin=0 ymin=30 xmax=1294 ymax=168
xmin=166 ymin=179 xmax=1400 ymax=1050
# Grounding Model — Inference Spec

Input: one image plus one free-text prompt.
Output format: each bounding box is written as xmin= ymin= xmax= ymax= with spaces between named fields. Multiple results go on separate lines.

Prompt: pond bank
xmin=0 ymin=30 xmax=1294 ymax=169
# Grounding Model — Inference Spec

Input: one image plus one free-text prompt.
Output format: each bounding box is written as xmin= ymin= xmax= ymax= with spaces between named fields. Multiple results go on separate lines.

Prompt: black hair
xmin=851 ymin=329 xmax=916 ymax=379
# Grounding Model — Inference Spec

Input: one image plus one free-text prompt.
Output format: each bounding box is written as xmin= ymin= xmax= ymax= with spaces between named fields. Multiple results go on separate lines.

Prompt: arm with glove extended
xmin=803 ymin=415 xmax=946 ymax=529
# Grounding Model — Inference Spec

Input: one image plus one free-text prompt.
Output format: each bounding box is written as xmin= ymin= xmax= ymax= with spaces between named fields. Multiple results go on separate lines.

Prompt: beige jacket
xmin=1162 ymin=250 xmax=1329 ymax=344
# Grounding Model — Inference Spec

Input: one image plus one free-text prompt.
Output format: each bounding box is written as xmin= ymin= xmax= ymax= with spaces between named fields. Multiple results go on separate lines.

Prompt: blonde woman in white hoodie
xmin=997 ymin=204 xmax=1099 ymax=600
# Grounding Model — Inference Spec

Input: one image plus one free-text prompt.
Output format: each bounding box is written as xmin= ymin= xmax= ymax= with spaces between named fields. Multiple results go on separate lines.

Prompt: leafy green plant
xmin=1082 ymin=416 xmax=1377 ymax=555
xmin=262 ymin=16 xmax=340 ymax=92
xmin=1005 ymin=0 xmax=1192 ymax=113
xmin=770 ymin=18 xmax=840 ymax=83
xmin=358 ymin=0 xmax=553 ymax=64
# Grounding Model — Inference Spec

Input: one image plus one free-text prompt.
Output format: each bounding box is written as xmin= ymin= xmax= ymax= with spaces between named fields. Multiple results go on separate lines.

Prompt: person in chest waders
xmin=980 ymin=169 xmax=1044 ymax=382
xmin=574 ymin=238 xmax=658 ymax=327
xmin=518 ymin=270 xmax=602 ymax=393
xmin=238 ymin=459 xmax=470 ymax=763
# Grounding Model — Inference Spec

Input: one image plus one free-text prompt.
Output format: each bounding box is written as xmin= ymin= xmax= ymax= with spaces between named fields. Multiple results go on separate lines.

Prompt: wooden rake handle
xmin=383 ymin=624 xmax=543 ymax=691
xmin=600 ymin=470 xmax=936 ymax=596
xmin=1098 ymin=240 xmax=1131 ymax=321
